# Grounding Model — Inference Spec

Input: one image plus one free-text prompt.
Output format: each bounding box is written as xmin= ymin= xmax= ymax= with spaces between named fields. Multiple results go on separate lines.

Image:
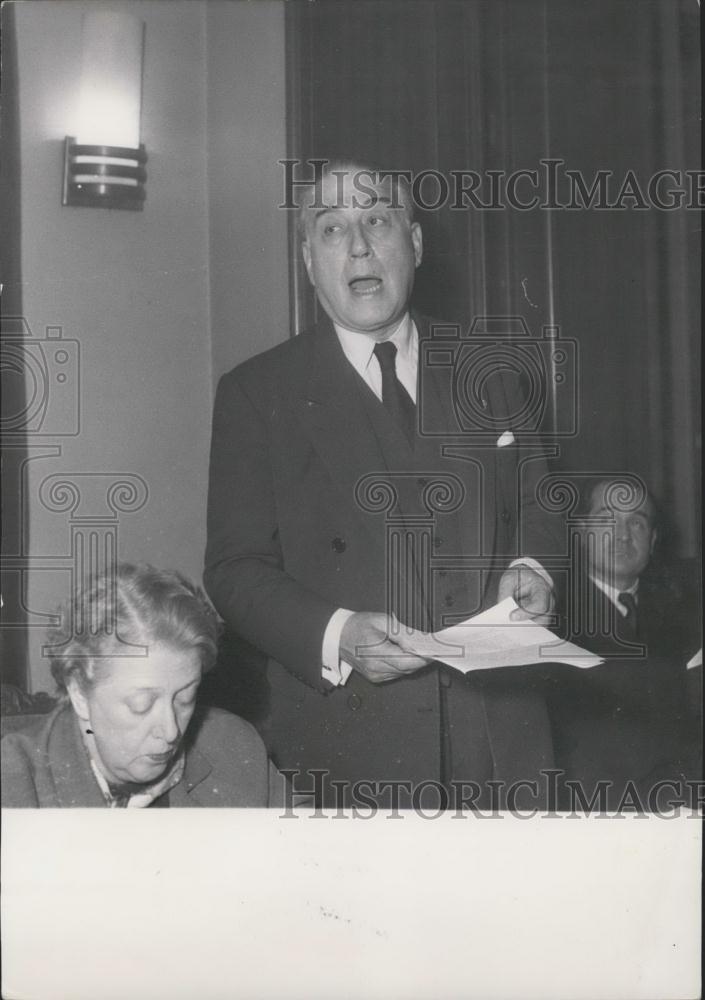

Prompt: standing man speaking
xmin=205 ymin=161 xmax=560 ymax=808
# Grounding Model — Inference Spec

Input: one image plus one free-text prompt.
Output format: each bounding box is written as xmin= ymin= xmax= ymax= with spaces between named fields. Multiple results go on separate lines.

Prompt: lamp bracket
xmin=62 ymin=137 xmax=147 ymax=210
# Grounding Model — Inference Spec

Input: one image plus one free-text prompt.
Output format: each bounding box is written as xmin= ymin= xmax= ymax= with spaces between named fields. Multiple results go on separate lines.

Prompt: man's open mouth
xmin=349 ymin=277 xmax=382 ymax=293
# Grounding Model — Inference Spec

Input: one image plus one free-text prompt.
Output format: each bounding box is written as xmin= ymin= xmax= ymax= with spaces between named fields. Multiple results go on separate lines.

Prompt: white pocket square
xmin=497 ymin=430 xmax=516 ymax=447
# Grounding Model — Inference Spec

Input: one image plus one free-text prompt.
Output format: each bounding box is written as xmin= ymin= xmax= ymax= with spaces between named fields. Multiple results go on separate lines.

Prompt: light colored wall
xmin=206 ymin=0 xmax=289 ymax=381
xmin=13 ymin=0 xmax=287 ymax=691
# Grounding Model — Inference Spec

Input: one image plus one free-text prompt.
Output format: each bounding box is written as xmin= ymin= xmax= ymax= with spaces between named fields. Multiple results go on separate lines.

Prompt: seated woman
xmin=2 ymin=564 xmax=285 ymax=808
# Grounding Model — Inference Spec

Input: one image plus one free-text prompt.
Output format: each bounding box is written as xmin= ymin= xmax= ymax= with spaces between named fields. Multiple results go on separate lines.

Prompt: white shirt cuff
xmin=509 ymin=557 xmax=553 ymax=591
xmin=321 ymin=608 xmax=355 ymax=686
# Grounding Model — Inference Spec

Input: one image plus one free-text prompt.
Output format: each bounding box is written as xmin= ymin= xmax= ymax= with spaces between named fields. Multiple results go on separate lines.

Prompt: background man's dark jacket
xmin=544 ymin=567 xmax=701 ymax=808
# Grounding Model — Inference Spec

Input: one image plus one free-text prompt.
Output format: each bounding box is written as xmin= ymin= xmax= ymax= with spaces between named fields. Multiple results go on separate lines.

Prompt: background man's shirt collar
xmin=591 ymin=574 xmax=639 ymax=615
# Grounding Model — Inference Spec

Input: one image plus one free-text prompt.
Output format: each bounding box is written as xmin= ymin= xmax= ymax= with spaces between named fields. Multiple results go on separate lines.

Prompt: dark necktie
xmin=109 ymin=789 xmax=131 ymax=808
xmin=618 ymin=591 xmax=639 ymax=639
xmin=108 ymin=780 xmax=142 ymax=807
xmin=373 ymin=341 xmax=416 ymax=443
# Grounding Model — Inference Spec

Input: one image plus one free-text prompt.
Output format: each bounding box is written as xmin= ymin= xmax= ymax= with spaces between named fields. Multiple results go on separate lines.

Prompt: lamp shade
xmin=75 ymin=10 xmax=144 ymax=149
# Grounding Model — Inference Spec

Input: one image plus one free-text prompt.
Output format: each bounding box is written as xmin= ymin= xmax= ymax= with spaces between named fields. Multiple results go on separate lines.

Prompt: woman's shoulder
xmin=188 ymin=707 xmax=267 ymax=758
xmin=1 ymin=704 xmax=65 ymax=751
xmin=1 ymin=707 xmax=67 ymax=807
xmin=179 ymin=707 xmax=279 ymax=807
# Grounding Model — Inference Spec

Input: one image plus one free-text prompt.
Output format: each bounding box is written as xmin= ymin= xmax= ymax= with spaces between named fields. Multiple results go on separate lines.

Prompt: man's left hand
xmin=498 ymin=566 xmax=554 ymax=624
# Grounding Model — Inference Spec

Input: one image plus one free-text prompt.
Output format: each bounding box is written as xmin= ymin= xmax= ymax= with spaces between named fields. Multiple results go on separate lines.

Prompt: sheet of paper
xmin=404 ymin=597 xmax=604 ymax=672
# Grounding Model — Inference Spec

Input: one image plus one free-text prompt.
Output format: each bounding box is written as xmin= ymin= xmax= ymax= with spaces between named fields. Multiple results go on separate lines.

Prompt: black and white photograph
xmin=1 ymin=1 xmax=702 ymax=997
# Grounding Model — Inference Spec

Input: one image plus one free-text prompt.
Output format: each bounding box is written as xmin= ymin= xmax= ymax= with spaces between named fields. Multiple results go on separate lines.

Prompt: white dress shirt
xmin=334 ymin=313 xmax=418 ymax=402
xmin=591 ymin=575 xmax=639 ymax=616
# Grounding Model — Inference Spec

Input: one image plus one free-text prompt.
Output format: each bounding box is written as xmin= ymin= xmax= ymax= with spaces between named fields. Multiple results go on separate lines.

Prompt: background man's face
xmin=583 ymin=482 xmax=657 ymax=587
xmin=301 ymin=169 xmax=422 ymax=338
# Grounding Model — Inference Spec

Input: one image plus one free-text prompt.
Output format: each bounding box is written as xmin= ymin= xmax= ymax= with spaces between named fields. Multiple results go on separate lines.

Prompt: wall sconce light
xmin=62 ymin=10 xmax=146 ymax=210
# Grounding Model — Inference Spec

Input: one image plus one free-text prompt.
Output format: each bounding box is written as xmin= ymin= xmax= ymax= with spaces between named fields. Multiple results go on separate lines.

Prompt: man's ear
xmin=649 ymin=529 xmax=658 ymax=556
xmin=301 ymin=239 xmax=315 ymax=285
xmin=411 ymin=222 xmax=423 ymax=268
xmin=67 ymin=675 xmax=90 ymax=722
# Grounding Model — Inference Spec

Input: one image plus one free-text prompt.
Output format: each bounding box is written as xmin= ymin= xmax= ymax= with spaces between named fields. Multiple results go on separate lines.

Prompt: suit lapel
xmin=414 ymin=312 xmax=498 ymax=603
xmin=414 ymin=311 xmax=461 ymax=448
xmin=295 ymin=319 xmax=391 ymax=542
xmin=49 ymin=706 xmax=106 ymax=807
xmin=165 ymin=710 xmax=215 ymax=806
xmin=167 ymin=745 xmax=213 ymax=807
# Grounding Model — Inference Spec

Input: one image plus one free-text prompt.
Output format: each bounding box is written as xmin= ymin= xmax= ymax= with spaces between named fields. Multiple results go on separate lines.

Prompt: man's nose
xmin=348 ymin=221 xmax=372 ymax=257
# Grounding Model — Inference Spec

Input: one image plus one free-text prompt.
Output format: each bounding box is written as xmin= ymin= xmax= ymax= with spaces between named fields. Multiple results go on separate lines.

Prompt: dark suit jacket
xmin=1 ymin=703 xmax=285 ymax=808
xmin=545 ymin=570 xmax=701 ymax=807
xmin=204 ymin=313 xmax=561 ymax=803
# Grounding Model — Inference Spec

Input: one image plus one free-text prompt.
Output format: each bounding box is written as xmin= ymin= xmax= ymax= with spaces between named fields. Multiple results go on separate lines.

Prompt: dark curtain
xmin=285 ymin=0 xmax=700 ymax=558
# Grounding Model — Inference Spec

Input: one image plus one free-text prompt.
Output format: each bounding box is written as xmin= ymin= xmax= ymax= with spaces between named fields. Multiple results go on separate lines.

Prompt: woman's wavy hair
xmin=47 ymin=563 xmax=221 ymax=696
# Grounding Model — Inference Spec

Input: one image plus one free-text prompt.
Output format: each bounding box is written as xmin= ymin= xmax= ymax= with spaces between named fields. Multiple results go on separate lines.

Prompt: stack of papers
xmin=403 ymin=597 xmax=604 ymax=673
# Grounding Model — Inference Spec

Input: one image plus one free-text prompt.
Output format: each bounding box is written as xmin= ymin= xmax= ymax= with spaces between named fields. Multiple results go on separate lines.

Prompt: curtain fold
xmin=285 ymin=0 xmax=700 ymax=556
xmin=1 ymin=1 xmax=29 ymax=690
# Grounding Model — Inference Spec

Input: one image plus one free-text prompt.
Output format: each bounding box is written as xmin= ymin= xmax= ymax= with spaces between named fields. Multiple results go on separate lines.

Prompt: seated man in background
xmin=547 ymin=476 xmax=701 ymax=808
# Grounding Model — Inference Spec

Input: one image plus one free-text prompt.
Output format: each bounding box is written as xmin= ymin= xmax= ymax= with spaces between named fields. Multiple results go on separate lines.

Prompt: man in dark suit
xmin=204 ymin=162 xmax=561 ymax=808
xmin=547 ymin=477 xmax=701 ymax=808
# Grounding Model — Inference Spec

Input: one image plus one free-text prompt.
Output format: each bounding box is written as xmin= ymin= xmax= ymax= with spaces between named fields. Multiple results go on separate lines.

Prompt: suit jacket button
xmin=347 ymin=694 xmax=362 ymax=710
xmin=444 ymin=594 xmax=455 ymax=607
xmin=332 ymin=537 xmax=346 ymax=553
xmin=439 ymin=669 xmax=453 ymax=688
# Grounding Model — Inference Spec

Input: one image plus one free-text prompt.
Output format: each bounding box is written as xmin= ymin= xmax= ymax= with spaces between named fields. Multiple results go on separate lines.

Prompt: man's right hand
xmin=340 ymin=612 xmax=431 ymax=684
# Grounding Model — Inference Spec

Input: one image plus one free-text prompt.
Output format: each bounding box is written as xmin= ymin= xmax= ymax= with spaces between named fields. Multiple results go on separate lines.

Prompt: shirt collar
xmin=590 ymin=574 xmax=639 ymax=614
xmin=333 ymin=313 xmax=415 ymax=372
